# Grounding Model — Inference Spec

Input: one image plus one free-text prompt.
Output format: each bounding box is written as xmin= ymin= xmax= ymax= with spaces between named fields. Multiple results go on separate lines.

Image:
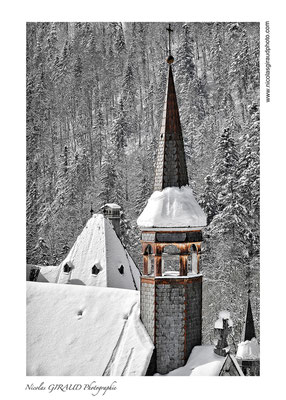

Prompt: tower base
xmin=140 ymin=275 xmax=202 ymax=375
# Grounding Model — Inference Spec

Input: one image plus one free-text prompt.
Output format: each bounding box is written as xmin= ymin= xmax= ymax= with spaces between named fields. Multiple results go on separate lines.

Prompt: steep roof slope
xmin=26 ymin=282 xmax=153 ymax=376
xmin=56 ymin=214 xmax=140 ymax=290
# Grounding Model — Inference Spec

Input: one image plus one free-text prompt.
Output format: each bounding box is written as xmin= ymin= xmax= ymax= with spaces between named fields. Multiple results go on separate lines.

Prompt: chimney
xmin=101 ymin=203 xmax=121 ymax=237
xmin=213 ymin=310 xmax=233 ymax=357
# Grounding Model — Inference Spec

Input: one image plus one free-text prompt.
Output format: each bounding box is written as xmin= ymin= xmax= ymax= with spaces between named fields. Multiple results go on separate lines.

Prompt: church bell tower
xmin=137 ymin=25 xmax=207 ymax=375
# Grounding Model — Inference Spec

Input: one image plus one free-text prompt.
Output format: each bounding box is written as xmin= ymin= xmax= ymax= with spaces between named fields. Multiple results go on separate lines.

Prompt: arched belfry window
xmin=144 ymin=245 xmax=153 ymax=275
xmin=162 ymin=245 xmax=180 ymax=276
xmin=190 ymin=244 xmax=198 ymax=274
xmin=144 ymin=245 xmax=153 ymax=255
xmin=118 ymin=265 xmax=124 ymax=274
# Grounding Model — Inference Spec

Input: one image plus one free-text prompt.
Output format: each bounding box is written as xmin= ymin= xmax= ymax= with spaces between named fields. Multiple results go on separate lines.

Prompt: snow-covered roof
xmin=54 ymin=214 xmax=140 ymax=290
xmin=102 ymin=203 xmax=121 ymax=209
xmin=155 ymin=345 xmax=245 ymax=376
xmin=137 ymin=186 xmax=207 ymax=229
xmin=37 ymin=265 xmax=60 ymax=283
xmin=26 ymin=282 xmax=154 ymax=376
xmin=155 ymin=345 xmax=226 ymax=376
xmin=26 ymin=264 xmax=60 ymax=283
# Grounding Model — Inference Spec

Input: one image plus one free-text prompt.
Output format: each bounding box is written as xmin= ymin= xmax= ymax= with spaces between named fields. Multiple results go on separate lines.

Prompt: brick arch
xmin=142 ymin=243 xmax=155 ymax=255
xmin=189 ymin=244 xmax=198 ymax=274
xmin=161 ymin=244 xmax=180 ymax=275
xmin=143 ymin=244 xmax=155 ymax=275
xmin=161 ymin=244 xmax=180 ymax=255
xmin=190 ymin=243 xmax=198 ymax=253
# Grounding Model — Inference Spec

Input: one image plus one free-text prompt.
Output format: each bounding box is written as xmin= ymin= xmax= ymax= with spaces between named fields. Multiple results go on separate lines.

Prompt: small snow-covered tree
xmin=200 ymin=175 xmax=217 ymax=225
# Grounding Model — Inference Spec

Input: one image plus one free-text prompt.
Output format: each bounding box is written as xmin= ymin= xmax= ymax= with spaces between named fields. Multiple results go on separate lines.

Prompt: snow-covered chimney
xmin=213 ymin=310 xmax=233 ymax=357
xmin=101 ymin=203 xmax=121 ymax=237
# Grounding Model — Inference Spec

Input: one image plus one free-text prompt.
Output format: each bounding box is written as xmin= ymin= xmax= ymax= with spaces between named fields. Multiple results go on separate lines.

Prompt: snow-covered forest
xmin=26 ymin=22 xmax=260 ymax=345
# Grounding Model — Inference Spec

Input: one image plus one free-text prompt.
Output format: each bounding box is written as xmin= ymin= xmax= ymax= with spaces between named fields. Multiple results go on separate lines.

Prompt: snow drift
xmin=26 ymin=282 xmax=154 ymax=376
xmin=236 ymin=338 xmax=260 ymax=360
xmin=155 ymin=345 xmax=225 ymax=376
xmin=137 ymin=186 xmax=207 ymax=229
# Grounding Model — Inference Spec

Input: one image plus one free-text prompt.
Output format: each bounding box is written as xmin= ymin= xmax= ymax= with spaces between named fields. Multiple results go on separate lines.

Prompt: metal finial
xmin=166 ymin=23 xmax=174 ymax=64
xmin=247 ymin=273 xmax=251 ymax=297
xmin=90 ymin=203 xmax=94 ymax=217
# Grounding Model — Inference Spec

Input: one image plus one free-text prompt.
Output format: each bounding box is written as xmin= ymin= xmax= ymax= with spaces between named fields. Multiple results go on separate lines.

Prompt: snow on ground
xmin=155 ymin=345 xmax=225 ymax=376
xmin=137 ymin=186 xmax=207 ymax=228
xmin=27 ymin=282 xmax=153 ymax=376
xmin=236 ymin=338 xmax=260 ymax=360
xmin=56 ymin=214 xmax=140 ymax=290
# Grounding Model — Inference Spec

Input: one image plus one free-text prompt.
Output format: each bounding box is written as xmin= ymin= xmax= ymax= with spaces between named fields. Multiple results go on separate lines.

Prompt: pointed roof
xmin=35 ymin=214 xmax=140 ymax=290
xmin=153 ymin=65 xmax=189 ymax=191
xmin=219 ymin=354 xmax=244 ymax=376
xmin=242 ymin=296 xmax=256 ymax=341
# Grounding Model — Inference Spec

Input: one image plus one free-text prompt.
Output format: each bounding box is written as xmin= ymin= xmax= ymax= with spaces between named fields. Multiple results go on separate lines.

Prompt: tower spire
xmin=153 ymin=25 xmax=188 ymax=192
xmin=138 ymin=25 xmax=206 ymax=375
xmin=242 ymin=292 xmax=256 ymax=341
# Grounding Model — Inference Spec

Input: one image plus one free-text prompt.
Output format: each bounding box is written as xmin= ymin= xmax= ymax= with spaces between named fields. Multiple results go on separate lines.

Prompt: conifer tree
xmin=200 ymin=175 xmax=217 ymax=225
xmin=237 ymin=102 xmax=260 ymax=258
xmin=46 ymin=22 xmax=58 ymax=64
xmin=99 ymin=150 xmax=117 ymax=204
xmin=212 ymin=127 xmax=239 ymax=212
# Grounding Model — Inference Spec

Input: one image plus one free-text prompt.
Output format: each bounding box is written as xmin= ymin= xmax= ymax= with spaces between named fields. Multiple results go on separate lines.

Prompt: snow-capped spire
xmin=138 ymin=25 xmax=206 ymax=230
xmin=242 ymin=292 xmax=256 ymax=341
xmin=153 ymin=39 xmax=189 ymax=192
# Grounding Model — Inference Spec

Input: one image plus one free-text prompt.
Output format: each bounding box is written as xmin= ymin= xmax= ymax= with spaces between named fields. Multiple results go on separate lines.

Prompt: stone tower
xmin=137 ymin=29 xmax=207 ymax=375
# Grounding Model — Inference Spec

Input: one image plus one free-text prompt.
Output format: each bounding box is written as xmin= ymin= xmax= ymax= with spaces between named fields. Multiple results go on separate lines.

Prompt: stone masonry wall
xmin=185 ymin=279 xmax=202 ymax=358
xmin=155 ymin=282 xmax=185 ymax=374
xmin=140 ymin=276 xmax=202 ymax=375
xmin=140 ymin=281 xmax=155 ymax=341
